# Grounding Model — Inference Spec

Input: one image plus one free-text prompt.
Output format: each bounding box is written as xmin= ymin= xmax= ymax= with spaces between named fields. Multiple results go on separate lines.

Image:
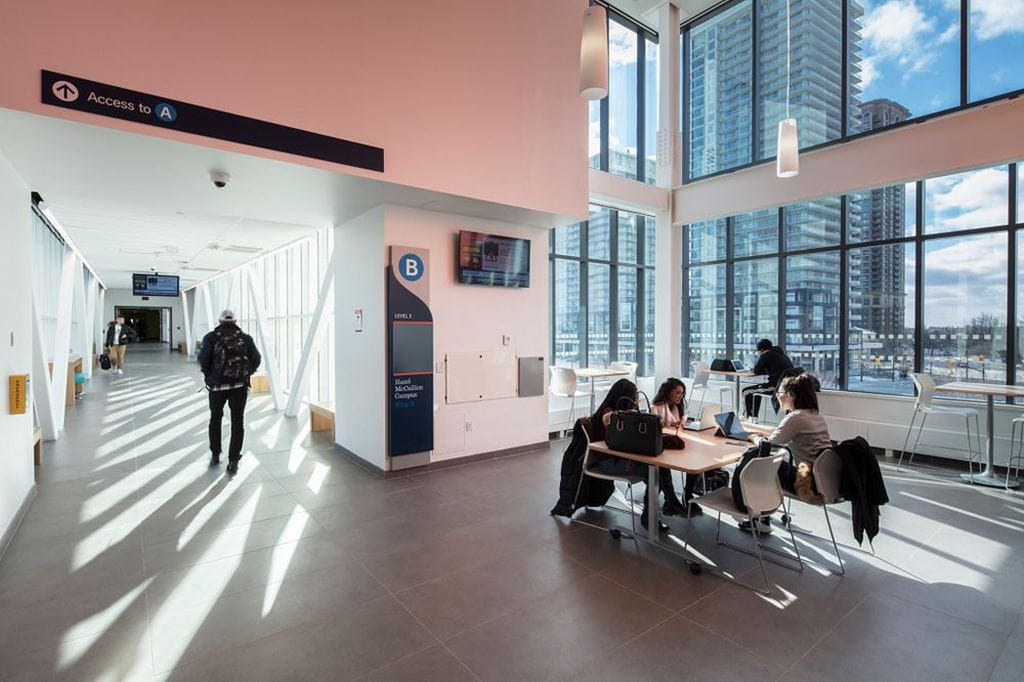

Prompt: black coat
xmin=105 ymin=323 xmax=137 ymax=347
xmin=197 ymin=323 xmax=262 ymax=387
xmin=835 ymin=436 xmax=889 ymax=545
xmin=550 ymin=418 xmax=614 ymax=517
xmin=752 ymin=346 xmax=795 ymax=386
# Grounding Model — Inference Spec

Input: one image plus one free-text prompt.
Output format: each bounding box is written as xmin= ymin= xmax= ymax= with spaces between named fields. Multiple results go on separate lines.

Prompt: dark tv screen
xmin=457 ymin=231 xmax=530 ymax=288
xmin=132 ymin=273 xmax=180 ymax=297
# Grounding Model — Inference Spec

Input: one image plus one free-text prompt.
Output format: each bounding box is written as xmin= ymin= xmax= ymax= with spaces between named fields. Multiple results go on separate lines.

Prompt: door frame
xmin=114 ymin=305 xmax=173 ymax=345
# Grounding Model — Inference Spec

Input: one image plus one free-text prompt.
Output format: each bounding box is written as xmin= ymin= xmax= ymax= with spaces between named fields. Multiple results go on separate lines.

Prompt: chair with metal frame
xmin=549 ymin=366 xmax=590 ymax=434
xmin=690 ymin=361 xmax=733 ymax=419
xmin=898 ymin=372 xmax=982 ymax=478
xmin=750 ymin=366 xmax=806 ymax=424
xmin=780 ymin=448 xmax=847 ymax=575
xmin=569 ymin=421 xmax=643 ymax=546
xmin=1007 ymin=414 xmax=1024 ymax=489
xmin=695 ymin=449 xmax=804 ymax=594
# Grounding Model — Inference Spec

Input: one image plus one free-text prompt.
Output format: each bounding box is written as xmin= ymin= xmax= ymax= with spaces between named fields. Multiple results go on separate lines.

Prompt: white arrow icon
xmin=52 ymin=80 xmax=79 ymax=102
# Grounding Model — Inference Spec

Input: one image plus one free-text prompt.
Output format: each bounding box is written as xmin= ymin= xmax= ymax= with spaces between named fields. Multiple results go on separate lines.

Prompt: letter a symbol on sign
xmin=405 ymin=259 xmax=419 ymax=278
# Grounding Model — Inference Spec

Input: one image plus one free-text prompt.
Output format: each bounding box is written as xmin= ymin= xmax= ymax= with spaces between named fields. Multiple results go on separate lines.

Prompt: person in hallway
xmin=650 ymin=377 xmax=703 ymax=515
xmin=589 ymin=378 xmax=687 ymax=529
xmin=744 ymin=373 xmax=831 ymax=534
xmin=742 ymin=338 xmax=794 ymax=419
xmin=198 ymin=310 xmax=261 ymax=475
xmin=104 ymin=316 xmax=137 ymax=375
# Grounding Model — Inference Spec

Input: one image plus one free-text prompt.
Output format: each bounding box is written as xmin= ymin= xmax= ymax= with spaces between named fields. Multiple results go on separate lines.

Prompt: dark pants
xmin=209 ymin=386 xmax=248 ymax=460
xmin=742 ymin=383 xmax=774 ymax=418
xmin=777 ymin=459 xmax=797 ymax=493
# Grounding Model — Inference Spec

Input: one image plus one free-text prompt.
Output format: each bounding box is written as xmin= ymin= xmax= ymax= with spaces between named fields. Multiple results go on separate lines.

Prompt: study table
xmin=574 ymin=367 xmax=630 ymax=413
xmin=934 ymin=382 xmax=1024 ymax=489
xmin=707 ymin=369 xmax=760 ymax=414
xmin=589 ymin=425 xmax=750 ymax=552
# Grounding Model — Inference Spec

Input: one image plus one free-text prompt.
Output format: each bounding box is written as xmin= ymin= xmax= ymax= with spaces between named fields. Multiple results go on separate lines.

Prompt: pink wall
xmin=0 ymin=0 xmax=588 ymax=220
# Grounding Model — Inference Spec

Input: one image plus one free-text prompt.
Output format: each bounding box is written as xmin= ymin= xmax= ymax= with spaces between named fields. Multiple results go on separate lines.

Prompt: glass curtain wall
xmin=551 ymin=206 xmax=657 ymax=376
xmin=684 ymin=162 xmax=1020 ymax=398
xmin=590 ymin=8 xmax=659 ymax=185
xmin=31 ymin=211 xmax=94 ymax=360
xmin=683 ymin=1 xmax=1024 ymax=181
xmin=199 ymin=229 xmax=335 ymax=405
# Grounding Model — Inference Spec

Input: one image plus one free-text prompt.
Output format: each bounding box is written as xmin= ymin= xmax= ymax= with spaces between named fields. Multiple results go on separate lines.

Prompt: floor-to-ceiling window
xmin=550 ymin=206 xmax=656 ymax=376
xmin=589 ymin=7 xmax=659 ymax=185
xmin=683 ymin=1 xmax=1024 ymax=181
xmin=683 ymin=161 xmax=1021 ymax=398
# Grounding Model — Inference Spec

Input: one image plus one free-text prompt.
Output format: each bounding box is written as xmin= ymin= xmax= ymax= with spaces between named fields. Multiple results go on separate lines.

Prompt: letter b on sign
xmin=399 ymin=253 xmax=423 ymax=282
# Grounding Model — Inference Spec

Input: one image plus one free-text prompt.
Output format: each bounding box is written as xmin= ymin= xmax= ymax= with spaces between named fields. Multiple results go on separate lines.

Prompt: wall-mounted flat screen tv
xmin=132 ymin=273 xmax=180 ymax=297
xmin=457 ymin=230 xmax=530 ymax=288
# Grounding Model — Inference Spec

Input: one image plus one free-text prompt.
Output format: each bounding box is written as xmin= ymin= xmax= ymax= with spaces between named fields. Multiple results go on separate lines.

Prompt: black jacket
xmin=752 ymin=346 xmax=795 ymax=386
xmin=551 ymin=418 xmax=614 ymax=517
xmin=105 ymin=323 xmax=137 ymax=347
xmin=197 ymin=323 xmax=262 ymax=388
xmin=835 ymin=436 xmax=889 ymax=545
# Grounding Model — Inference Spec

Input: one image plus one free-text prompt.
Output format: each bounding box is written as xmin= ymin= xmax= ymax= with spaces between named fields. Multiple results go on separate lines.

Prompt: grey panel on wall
xmin=518 ymin=356 xmax=545 ymax=397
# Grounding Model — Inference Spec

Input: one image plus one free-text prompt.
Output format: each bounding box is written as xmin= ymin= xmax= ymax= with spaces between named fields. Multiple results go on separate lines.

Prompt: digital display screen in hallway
xmin=132 ymin=273 xmax=180 ymax=297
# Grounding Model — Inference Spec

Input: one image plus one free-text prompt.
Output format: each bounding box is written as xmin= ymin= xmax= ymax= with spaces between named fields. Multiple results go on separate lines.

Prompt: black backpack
xmin=212 ymin=329 xmax=250 ymax=382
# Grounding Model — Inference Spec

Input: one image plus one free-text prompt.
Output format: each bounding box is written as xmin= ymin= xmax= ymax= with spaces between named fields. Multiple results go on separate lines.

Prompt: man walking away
xmin=742 ymin=338 xmax=794 ymax=418
xmin=105 ymin=316 xmax=137 ymax=375
xmin=198 ymin=310 xmax=261 ymax=475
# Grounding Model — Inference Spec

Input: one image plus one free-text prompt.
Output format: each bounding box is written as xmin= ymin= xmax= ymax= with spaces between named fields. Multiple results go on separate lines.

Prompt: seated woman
xmin=746 ymin=373 xmax=831 ymax=534
xmin=649 ymin=378 xmax=702 ymax=516
xmin=589 ymin=378 xmax=687 ymax=529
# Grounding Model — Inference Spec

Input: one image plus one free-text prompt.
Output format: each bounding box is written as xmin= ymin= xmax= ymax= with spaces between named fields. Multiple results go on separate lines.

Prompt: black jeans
xmin=209 ymin=386 xmax=248 ymax=460
xmin=742 ymin=383 xmax=773 ymax=418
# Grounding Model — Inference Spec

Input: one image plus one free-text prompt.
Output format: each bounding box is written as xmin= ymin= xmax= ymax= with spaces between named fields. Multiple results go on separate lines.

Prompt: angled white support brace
xmin=222 ymin=273 xmax=236 ymax=314
xmin=246 ymin=267 xmax=285 ymax=411
xmin=96 ymin=287 xmax=106 ymax=353
xmin=202 ymin=283 xmax=216 ymax=331
xmin=31 ymin=294 xmax=58 ymax=441
xmin=190 ymin=287 xmax=205 ymax=345
xmin=181 ymin=288 xmax=194 ymax=357
xmin=83 ymin=279 xmax=98 ymax=379
xmin=51 ymin=250 xmax=78 ymax=432
xmin=284 ymin=248 xmax=337 ymax=417
xmin=74 ymin=267 xmax=93 ymax=380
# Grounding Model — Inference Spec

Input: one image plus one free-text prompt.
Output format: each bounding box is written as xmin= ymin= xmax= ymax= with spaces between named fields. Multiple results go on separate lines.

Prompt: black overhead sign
xmin=40 ymin=70 xmax=384 ymax=173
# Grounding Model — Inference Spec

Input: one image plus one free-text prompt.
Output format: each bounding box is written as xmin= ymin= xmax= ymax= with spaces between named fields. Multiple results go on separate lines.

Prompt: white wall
xmin=0 ymin=148 xmax=35 ymax=550
xmin=385 ymin=205 xmax=550 ymax=463
xmin=104 ymin=288 xmax=185 ymax=347
xmin=334 ymin=208 xmax=387 ymax=471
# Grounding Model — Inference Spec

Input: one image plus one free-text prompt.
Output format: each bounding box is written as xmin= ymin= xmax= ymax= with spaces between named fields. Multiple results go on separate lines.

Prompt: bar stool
xmin=898 ymin=373 xmax=982 ymax=477
xmin=1007 ymin=415 xmax=1024 ymax=489
xmin=690 ymin=361 xmax=732 ymax=418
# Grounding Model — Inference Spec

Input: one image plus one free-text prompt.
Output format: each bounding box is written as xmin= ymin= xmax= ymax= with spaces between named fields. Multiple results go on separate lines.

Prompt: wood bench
xmin=33 ymin=426 xmax=42 ymax=466
xmin=310 ymin=403 xmax=335 ymax=433
xmin=250 ymin=374 xmax=270 ymax=394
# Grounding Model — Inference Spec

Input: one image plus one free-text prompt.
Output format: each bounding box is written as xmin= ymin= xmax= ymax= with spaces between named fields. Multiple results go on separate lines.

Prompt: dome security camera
xmin=210 ymin=170 xmax=231 ymax=189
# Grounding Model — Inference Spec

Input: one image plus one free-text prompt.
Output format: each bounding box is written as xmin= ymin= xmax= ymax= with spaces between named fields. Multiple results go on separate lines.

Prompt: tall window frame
xmin=551 ymin=205 xmax=657 ymax=377
xmin=680 ymin=0 xmax=1024 ymax=183
xmin=682 ymin=161 xmax=1021 ymax=399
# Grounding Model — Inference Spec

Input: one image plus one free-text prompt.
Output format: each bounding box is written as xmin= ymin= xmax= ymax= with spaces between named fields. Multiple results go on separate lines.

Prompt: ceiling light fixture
xmin=579 ymin=4 xmax=608 ymax=100
xmin=776 ymin=0 xmax=799 ymax=178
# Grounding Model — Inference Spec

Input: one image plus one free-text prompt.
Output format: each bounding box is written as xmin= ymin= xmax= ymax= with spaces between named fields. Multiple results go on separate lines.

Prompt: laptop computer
xmin=731 ymin=359 xmax=746 ymax=371
xmin=713 ymin=411 xmax=751 ymax=441
xmin=683 ymin=404 xmax=719 ymax=431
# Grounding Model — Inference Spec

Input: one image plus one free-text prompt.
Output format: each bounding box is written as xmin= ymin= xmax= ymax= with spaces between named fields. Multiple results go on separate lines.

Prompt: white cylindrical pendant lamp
xmin=776 ymin=118 xmax=800 ymax=178
xmin=579 ymin=5 xmax=608 ymax=100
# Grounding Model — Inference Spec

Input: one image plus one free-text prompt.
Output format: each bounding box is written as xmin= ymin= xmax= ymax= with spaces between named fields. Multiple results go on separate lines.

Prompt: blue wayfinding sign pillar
xmin=387 ymin=246 xmax=434 ymax=461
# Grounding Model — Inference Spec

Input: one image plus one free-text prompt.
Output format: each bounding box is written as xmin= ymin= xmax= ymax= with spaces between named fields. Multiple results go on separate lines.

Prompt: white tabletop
xmin=934 ymin=382 xmax=1024 ymax=398
xmin=575 ymin=368 xmax=630 ymax=379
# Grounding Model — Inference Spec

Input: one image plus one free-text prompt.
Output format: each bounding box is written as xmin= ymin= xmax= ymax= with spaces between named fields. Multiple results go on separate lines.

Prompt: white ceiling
xmin=0 ymin=108 xmax=571 ymax=289
xmin=608 ymin=0 xmax=724 ymax=25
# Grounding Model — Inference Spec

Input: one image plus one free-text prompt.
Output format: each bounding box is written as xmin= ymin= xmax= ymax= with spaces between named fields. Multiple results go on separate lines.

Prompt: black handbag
xmin=606 ymin=393 xmax=663 ymax=456
xmin=692 ymin=468 xmax=729 ymax=495
xmin=99 ymin=353 xmax=111 ymax=370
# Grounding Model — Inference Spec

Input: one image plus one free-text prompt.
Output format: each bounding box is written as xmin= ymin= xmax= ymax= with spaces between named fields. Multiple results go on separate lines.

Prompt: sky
xmin=859 ymin=0 xmax=1024 ymax=114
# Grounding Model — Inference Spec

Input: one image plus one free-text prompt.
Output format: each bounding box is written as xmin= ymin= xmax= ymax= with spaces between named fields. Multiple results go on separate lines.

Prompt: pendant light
xmin=776 ymin=0 xmax=799 ymax=178
xmin=579 ymin=5 xmax=609 ymax=100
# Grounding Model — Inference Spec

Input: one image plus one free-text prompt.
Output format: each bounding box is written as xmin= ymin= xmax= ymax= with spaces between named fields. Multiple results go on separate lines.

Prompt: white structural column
xmin=95 ymin=287 xmax=106 ymax=354
xmin=202 ymin=283 xmax=216 ymax=331
xmin=654 ymin=1 xmax=683 ymax=379
xmin=50 ymin=250 xmax=78 ymax=432
xmin=190 ymin=287 xmax=205 ymax=345
xmin=284 ymin=248 xmax=337 ymax=417
xmin=181 ymin=288 xmax=194 ymax=357
xmin=74 ymin=267 xmax=94 ymax=380
xmin=246 ymin=267 xmax=285 ymax=411
xmin=31 ymin=294 xmax=57 ymax=441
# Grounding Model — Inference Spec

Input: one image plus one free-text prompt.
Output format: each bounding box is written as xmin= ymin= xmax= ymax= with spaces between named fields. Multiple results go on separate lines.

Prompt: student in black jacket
xmin=198 ymin=310 xmax=261 ymax=475
xmin=742 ymin=338 xmax=794 ymax=418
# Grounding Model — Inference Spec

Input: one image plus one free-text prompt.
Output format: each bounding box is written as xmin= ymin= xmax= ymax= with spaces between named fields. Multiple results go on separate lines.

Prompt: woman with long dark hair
xmin=589 ymin=379 xmax=687 ymax=527
xmin=650 ymin=378 xmax=702 ymax=515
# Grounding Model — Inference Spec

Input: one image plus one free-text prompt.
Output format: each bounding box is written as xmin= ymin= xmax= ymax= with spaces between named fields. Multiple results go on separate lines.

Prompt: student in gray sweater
xmin=755 ymin=373 xmax=831 ymax=493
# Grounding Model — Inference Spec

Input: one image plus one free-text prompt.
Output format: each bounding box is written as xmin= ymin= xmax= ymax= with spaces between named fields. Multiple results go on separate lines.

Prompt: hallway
xmin=2 ymin=353 xmax=1024 ymax=681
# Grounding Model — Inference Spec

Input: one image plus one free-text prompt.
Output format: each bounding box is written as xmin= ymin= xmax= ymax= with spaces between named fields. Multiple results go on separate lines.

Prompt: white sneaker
xmin=117 ymin=369 xmax=124 ymax=375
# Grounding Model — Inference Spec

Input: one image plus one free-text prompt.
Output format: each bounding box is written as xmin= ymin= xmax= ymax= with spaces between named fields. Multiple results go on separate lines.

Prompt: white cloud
xmin=608 ymin=25 xmax=636 ymax=68
xmin=864 ymin=1 xmax=935 ymax=57
xmin=861 ymin=57 xmax=880 ymax=89
xmin=927 ymin=167 xmax=1009 ymax=230
xmin=938 ymin=22 xmax=959 ymax=44
xmin=971 ymin=0 xmax=1024 ymax=40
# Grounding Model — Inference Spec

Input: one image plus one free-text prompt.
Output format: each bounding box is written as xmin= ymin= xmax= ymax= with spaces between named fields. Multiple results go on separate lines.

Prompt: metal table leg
xmin=647 ymin=463 xmax=659 ymax=542
xmin=961 ymin=393 xmax=1019 ymax=488
xmin=734 ymin=376 xmax=742 ymax=414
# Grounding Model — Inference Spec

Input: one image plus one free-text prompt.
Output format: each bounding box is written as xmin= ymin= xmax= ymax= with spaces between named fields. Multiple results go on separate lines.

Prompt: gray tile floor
xmin=1 ymin=350 xmax=1023 ymax=681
